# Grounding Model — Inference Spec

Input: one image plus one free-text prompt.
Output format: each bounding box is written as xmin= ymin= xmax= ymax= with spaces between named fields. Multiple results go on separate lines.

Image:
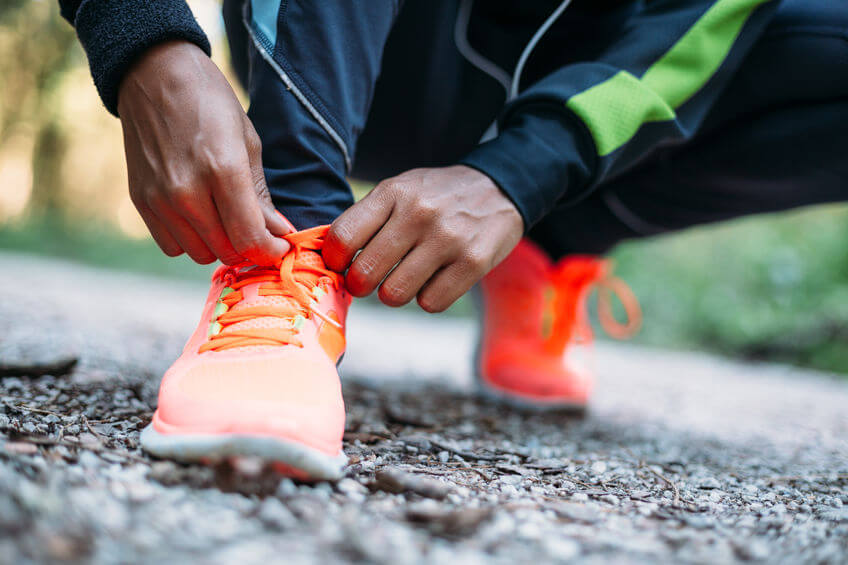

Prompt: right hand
xmin=117 ymin=40 xmax=292 ymax=265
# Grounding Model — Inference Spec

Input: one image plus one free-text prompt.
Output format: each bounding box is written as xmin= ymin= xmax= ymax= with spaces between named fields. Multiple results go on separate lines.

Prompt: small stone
xmin=571 ymin=493 xmax=589 ymax=502
xmin=590 ymin=461 xmax=607 ymax=474
xmin=78 ymin=451 xmax=101 ymax=468
xmin=600 ymin=495 xmax=620 ymax=506
xmin=698 ymin=477 xmax=721 ymax=490
xmin=2 ymin=441 xmax=38 ymax=455
xmin=258 ymin=498 xmax=297 ymax=531
xmin=371 ymin=468 xmax=453 ymax=500
xmin=276 ymin=478 xmax=297 ymax=497
xmin=337 ymin=478 xmax=367 ymax=496
xmin=43 ymin=414 xmax=61 ymax=426
xmin=500 ymin=484 xmax=519 ymax=497
xmin=438 ymin=451 xmax=450 ymax=464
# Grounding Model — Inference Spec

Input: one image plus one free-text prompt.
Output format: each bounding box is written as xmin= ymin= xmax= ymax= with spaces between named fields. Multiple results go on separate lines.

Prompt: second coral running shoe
xmin=475 ymin=238 xmax=641 ymax=411
xmin=140 ymin=225 xmax=351 ymax=481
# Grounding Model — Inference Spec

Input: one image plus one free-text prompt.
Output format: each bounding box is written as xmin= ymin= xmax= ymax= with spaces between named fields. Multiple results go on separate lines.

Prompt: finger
xmin=173 ymin=189 xmax=245 ymax=265
xmin=377 ymin=242 xmax=450 ymax=307
xmin=135 ymin=203 xmax=185 ymax=257
xmin=345 ymin=217 xmax=417 ymax=297
xmin=324 ymin=183 xmax=395 ymax=272
xmin=211 ymin=163 xmax=290 ymax=266
xmin=416 ymin=253 xmax=488 ymax=313
xmin=244 ymin=120 xmax=294 ymax=238
xmin=148 ymin=196 xmax=217 ymax=264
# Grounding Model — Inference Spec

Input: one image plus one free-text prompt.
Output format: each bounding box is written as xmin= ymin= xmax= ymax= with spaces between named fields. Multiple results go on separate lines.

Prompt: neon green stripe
xmin=566 ymin=0 xmax=772 ymax=157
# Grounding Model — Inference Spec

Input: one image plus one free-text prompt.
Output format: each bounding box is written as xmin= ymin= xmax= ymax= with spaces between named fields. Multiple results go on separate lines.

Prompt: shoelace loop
xmin=544 ymin=261 xmax=642 ymax=353
xmin=198 ymin=228 xmax=341 ymax=353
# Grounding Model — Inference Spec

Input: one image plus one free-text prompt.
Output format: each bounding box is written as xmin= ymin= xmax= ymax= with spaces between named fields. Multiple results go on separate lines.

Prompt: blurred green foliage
xmin=612 ymin=205 xmax=848 ymax=373
xmin=2 ymin=204 xmax=847 ymax=374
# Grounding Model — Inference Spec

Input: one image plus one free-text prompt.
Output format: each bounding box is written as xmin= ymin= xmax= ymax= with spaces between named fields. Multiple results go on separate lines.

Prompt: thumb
xmin=258 ymin=182 xmax=294 ymax=237
xmin=244 ymin=120 xmax=294 ymax=240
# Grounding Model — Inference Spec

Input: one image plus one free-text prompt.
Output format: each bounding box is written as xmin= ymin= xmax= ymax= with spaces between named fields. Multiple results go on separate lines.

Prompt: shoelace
xmin=198 ymin=228 xmax=342 ymax=353
xmin=544 ymin=262 xmax=642 ymax=353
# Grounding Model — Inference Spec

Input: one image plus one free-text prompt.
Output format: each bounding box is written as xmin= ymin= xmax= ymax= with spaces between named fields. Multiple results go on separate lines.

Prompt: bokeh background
xmin=2 ymin=1 xmax=847 ymax=373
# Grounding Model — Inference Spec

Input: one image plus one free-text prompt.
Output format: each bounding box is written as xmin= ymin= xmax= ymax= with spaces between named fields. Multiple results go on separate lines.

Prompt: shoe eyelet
xmin=208 ymin=321 xmax=222 ymax=337
xmin=213 ymin=301 xmax=229 ymax=319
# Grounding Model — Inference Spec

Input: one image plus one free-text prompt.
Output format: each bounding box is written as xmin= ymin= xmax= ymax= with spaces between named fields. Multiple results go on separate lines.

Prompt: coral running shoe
xmin=141 ymin=225 xmax=350 ymax=480
xmin=475 ymin=238 xmax=641 ymax=410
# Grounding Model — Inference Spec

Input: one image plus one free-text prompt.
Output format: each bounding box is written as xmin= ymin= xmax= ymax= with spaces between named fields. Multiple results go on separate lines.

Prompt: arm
xmin=59 ymin=1 xmax=291 ymax=264
xmin=460 ymin=0 xmax=781 ymax=228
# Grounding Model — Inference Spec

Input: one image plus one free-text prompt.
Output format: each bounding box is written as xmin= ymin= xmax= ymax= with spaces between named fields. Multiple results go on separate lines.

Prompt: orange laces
xmin=198 ymin=229 xmax=342 ymax=353
xmin=544 ymin=263 xmax=642 ymax=353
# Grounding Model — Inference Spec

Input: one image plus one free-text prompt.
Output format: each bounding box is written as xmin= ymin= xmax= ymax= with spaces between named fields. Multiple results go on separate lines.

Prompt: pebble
xmin=1 ymin=289 xmax=846 ymax=564
xmin=276 ymin=478 xmax=297 ymax=497
xmin=698 ymin=477 xmax=721 ymax=490
xmin=257 ymin=498 xmax=297 ymax=531
xmin=601 ymin=495 xmax=620 ymax=506
xmin=590 ymin=461 xmax=608 ymax=474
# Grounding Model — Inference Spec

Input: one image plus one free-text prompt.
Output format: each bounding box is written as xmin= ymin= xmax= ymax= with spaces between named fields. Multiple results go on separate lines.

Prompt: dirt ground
xmin=0 ymin=252 xmax=846 ymax=564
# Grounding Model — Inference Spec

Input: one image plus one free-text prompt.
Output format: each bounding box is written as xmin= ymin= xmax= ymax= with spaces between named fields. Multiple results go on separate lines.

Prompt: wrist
xmin=117 ymin=40 xmax=209 ymax=116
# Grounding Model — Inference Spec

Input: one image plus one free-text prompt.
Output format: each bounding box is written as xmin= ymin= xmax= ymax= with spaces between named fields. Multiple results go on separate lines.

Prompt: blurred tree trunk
xmin=0 ymin=1 xmax=78 ymax=225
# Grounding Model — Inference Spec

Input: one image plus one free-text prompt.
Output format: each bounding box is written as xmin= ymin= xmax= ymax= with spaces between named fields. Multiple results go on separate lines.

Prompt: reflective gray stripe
xmin=242 ymin=12 xmax=353 ymax=172
xmin=454 ymin=0 xmax=511 ymax=93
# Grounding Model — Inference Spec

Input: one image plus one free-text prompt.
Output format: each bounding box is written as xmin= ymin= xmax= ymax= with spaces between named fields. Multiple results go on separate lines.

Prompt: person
xmin=59 ymin=0 xmax=847 ymax=480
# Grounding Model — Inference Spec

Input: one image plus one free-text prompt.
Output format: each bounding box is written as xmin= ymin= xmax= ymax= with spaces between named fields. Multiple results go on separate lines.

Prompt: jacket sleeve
xmin=460 ymin=0 xmax=780 ymax=230
xmin=58 ymin=0 xmax=211 ymax=116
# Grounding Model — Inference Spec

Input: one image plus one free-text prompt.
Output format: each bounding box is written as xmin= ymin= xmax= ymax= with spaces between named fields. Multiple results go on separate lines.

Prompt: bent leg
xmin=530 ymin=0 xmax=848 ymax=258
xmin=224 ymin=1 xmax=401 ymax=229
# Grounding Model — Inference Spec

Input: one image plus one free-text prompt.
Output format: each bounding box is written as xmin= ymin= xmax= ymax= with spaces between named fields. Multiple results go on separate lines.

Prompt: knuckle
xmin=328 ymin=221 xmax=354 ymax=253
xmin=436 ymin=222 xmax=462 ymax=246
xmin=462 ymin=250 xmax=489 ymax=275
xmin=212 ymin=161 xmax=245 ymax=183
xmin=376 ymin=179 xmax=401 ymax=196
xmin=411 ymin=195 xmax=438 ymax=220
xmin=380 ymin=282 xmax=411 ymax=306
xmin=165 ymin=182 xmax=195 ymax=207
xmin=349 ymin=257 xmax=378 ymax=288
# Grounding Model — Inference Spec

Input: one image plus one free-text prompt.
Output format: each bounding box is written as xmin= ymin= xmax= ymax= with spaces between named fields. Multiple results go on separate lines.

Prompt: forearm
xmin=58 ymin=0 xmax=211 ymax=115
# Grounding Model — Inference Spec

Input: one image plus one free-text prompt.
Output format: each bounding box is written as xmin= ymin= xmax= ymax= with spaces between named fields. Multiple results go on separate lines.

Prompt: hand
xmin=324 ymin=165 xmax=524 ymax=312
xmin=117 ymin=40 xmax=291 ymax=265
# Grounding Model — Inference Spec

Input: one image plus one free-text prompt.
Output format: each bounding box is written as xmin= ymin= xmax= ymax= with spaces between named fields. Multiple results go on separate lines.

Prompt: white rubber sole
xmin=140 ymin=424 xmax=347 ymax=481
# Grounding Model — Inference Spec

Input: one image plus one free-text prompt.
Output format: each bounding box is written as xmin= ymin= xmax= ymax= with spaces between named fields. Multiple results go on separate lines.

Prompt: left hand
xmin=324 ymin=165 xmax=524 ymax=312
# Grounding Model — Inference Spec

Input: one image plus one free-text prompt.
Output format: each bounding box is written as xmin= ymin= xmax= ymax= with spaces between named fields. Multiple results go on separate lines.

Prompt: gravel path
xmin=0 ymin=252 xmax=846 ymax=564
